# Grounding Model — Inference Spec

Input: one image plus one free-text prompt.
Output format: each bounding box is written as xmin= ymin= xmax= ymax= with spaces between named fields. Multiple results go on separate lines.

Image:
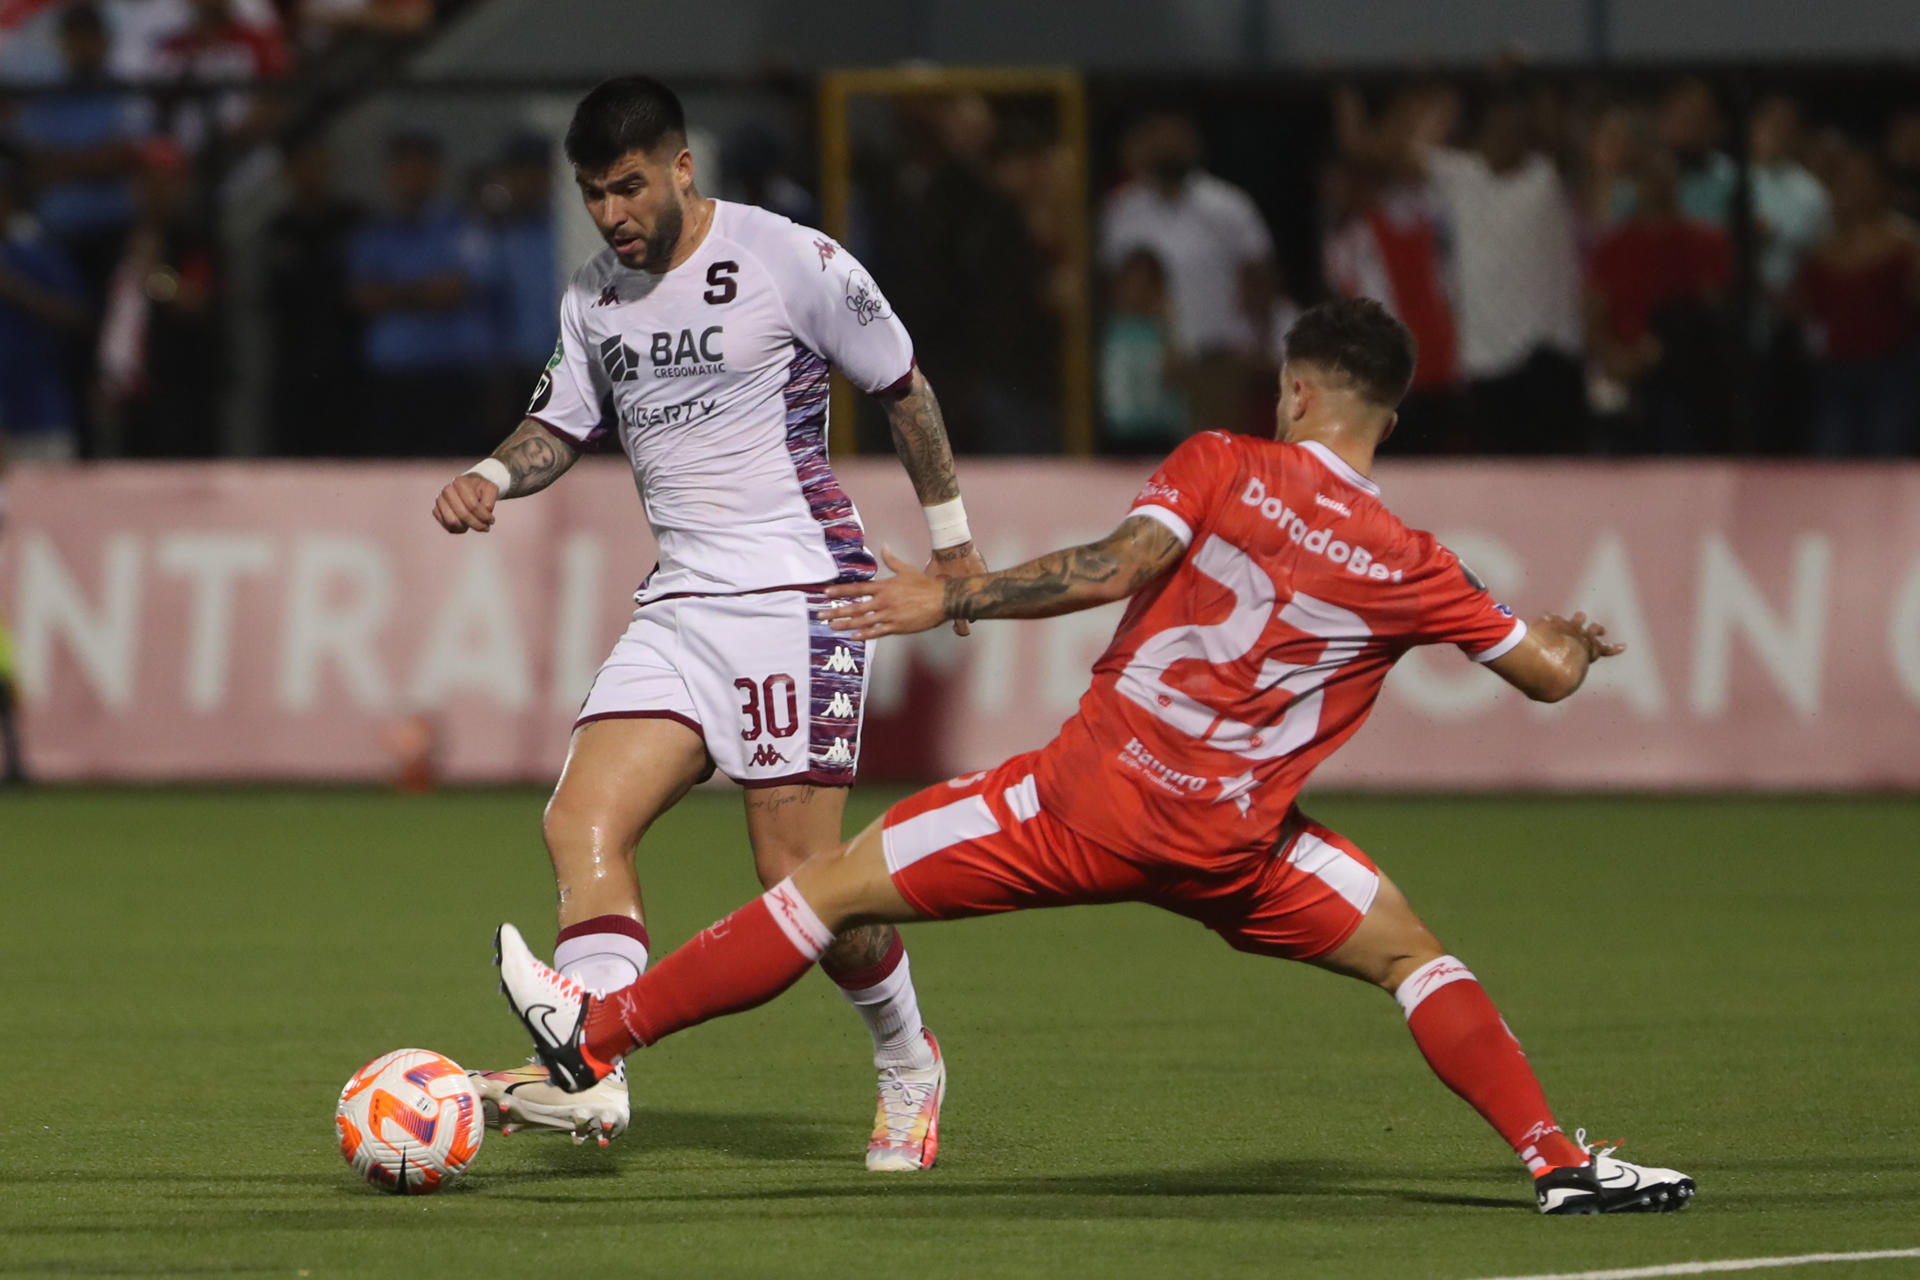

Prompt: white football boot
xmin=1534 ymin=1129 xmax=1695 ymax=1214
xmin=492 ymin=923 xmax=620 ymax=1092
xmin=470 ymin=1060 xmax=630 ymax=1147
xmin=865 ymin=1029 xmax=947 ymax=1171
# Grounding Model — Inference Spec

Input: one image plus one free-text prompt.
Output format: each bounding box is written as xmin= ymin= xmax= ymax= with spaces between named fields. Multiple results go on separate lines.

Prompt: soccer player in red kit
xmin=493 ymin=299 xmax=1695 ymax=1213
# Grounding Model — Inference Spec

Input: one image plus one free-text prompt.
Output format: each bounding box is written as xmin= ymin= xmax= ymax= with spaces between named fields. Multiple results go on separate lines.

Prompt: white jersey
xmin=530 ymin=200 xmax=914 ymax=602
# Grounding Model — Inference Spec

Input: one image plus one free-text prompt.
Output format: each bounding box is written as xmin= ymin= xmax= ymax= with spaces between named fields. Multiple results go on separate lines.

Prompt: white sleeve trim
xmin=1128 ymin=504 xmax=1192 ymax=546
xmin=1469 ymin=616 xmax=1528 ymax=664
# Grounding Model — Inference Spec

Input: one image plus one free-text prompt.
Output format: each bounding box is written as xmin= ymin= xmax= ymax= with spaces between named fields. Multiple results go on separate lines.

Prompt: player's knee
xmin=541 ymin=795 xmax=639 ymax=870
xmin=752 ymin=841 xmax=813 ymax=887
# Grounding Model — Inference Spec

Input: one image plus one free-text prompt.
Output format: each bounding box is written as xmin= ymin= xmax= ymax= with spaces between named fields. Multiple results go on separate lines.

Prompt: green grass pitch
xmin=2 ymin=787 xmax=1915 ymax=1279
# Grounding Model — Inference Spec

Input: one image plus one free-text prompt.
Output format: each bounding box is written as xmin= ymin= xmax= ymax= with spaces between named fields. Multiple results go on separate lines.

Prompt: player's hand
xmin=432 ymin=473 xmax=498 ymax=534
xmin=823 ymin=546 xmax=952 ymax=640
xmin=924 ymin=540 xmax=988 ymax=637
xmin=1550 ymin=611 xmax=1626 ymax=662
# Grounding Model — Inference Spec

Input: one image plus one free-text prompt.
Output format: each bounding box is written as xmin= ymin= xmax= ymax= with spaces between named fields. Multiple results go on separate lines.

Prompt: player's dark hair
xmin=566 ymin=76 xmax=688 ymax=171
xmin=1282 ymin=298 xmax=1417 ymax=409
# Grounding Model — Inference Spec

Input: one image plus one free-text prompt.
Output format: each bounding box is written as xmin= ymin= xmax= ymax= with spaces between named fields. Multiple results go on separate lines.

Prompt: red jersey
xmin=1585 ymin=218 xmax=1730 ymax=345
xmin=1034 ymin=431 xmax=1525 ymax=865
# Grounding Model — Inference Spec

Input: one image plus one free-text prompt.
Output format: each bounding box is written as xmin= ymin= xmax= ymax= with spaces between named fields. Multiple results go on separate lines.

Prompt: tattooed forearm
xmin=881 ymin=370 xmax=961 ymax=506
xmin=941 ymin=516 xmax=1186 ymax=622
xmin=492 ymin=418 xmax=580 ymax=497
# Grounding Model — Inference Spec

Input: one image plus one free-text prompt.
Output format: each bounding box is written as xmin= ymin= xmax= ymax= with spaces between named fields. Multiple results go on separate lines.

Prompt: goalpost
xmin=818 ymin=66 xmax=1094 ymax=457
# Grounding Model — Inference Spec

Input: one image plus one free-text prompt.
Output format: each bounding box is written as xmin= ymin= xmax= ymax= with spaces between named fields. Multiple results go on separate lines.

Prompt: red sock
xmin=1395 ymin=956 xmax=1587 ymax=1175
xmin=585 ymin=879 xmax=833 ymax=1062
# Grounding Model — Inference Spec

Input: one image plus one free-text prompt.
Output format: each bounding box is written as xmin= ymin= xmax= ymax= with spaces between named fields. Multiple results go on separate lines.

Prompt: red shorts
xmin=879 ymin=752 xmax=1381 ymax=961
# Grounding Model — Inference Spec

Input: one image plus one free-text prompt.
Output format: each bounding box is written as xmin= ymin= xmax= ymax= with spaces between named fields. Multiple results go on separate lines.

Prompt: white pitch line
xmin=1473 ymin=1247 xmax=1920 ymax=1280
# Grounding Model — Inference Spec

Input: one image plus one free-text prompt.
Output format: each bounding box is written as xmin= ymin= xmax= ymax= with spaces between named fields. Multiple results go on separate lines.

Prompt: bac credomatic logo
xmin=600 ymin=335 xmax=642 ymax=382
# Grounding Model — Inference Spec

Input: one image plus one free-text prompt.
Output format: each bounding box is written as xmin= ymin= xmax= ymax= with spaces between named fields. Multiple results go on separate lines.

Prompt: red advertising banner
xmin=2 ymin=458 xmax=1916 ymax=789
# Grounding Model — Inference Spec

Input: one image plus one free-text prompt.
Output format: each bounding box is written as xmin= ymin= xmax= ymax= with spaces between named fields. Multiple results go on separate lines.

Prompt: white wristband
xmin=463 ymin=457 xmax=512 ymax=497
xmin=923 ymin=497 xmax=971 ymax=550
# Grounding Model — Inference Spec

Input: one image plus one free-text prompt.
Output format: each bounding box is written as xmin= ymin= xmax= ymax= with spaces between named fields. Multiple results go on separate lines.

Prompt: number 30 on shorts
xmin=735 ymin=674 xmax=799 ymax=741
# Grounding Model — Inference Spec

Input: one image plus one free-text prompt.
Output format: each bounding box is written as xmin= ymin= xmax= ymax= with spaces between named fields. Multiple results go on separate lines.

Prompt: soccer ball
xmin=336 ymin=1049 xmax=484 ymax=1194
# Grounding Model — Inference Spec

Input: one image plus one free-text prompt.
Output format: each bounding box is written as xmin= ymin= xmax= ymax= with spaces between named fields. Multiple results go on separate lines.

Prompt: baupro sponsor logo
xmin=1117 ymin=736 xmax=1210 ymax=795
xmin=1241 ymin=477 xmax=1402 ymax=582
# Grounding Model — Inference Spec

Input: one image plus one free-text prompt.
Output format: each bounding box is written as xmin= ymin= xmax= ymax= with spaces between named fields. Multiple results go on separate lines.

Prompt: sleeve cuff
xmin=1129 ymin=504 xmax=1193 ymax=547
xmin=873 ymin=358 xmax=917 ymax=401
xmin=1469 ymin=616 xmax=1528 ymax=664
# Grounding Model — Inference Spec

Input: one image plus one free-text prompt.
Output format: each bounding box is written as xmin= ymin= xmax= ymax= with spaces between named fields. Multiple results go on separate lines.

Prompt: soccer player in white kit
xmin=430 ymin=76 xmax=985 ymax=1171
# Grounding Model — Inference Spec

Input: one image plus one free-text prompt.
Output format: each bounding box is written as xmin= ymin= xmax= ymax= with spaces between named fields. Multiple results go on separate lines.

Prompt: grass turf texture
xmin=1 ymin=788 xmax=1914 ymax=1280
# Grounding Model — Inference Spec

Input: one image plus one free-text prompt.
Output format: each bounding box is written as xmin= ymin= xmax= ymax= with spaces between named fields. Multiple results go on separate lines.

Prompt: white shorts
xmin=576 ymin=588 xmax=870 ymax=788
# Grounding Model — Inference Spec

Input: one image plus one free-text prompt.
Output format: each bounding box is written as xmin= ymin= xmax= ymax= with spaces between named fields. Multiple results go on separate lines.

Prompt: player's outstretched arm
xmin=1485 ymin=611 xmax=1625 ymax=703
xmin=432 ymin=419 xmax=581 ymax=534
xmin=823 ymin=515 xmax=1184 ymax=639
xmin=879 ymin=368 xmax=988 ymax=635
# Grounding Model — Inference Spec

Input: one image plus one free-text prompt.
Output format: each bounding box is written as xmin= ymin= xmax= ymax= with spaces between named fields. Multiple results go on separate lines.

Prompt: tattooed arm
xmin=877 ymin=367 xmax=989 ymax=633
xmin=431 ymin=419 xmax=581 ymax=534
xmin=823 ymin=515 xmax=1187 ymax=639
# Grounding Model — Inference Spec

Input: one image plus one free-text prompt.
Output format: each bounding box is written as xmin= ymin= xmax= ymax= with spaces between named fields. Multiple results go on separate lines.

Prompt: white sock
xmin=835 ymin=949 xmax=934 ymax=1071
xmin=554 ymin=927 xmax=649 ymax=998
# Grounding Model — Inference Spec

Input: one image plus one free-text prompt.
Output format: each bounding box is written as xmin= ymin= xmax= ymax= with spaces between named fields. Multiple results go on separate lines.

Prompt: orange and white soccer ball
xmin=336 ymin=1049 xmax=484 ymax=1194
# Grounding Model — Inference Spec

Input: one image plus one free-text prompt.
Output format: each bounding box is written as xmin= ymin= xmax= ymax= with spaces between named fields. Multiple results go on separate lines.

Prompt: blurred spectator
xmin=152 ymin=0 xmax=292 ymax=155
xmin=865 ymin=94 xmax=1057 ymax=453
xmin=297 ymin=0 xmax=432 ymax=50
xmin=993 ymin=122 xmax=1081 ymax=323
xmin=1099 ymin=248 xmax=1184 ymax=454
xmin=1398 ymin=84 xmax=1585 ymax=452
xmin=262 ymin=133 xmax=364 ymax=455
xmin=349 ymin=131 xmax=495 ymax=456
xmin=1573 ymin=104 xmax=1643 ymax=248
xmin=1658 ymin=78 xmax=1735 ymax=226
xmin=9 ymin=4 xmax=151 ymax=297
xmin=1794 ymin=147 xmax=1920 ymax=457
xmin=483 ymin=134 xmax=557 ymax=409
xmin=1750 ymin=97 xmax=1830 ymax=301
xmin=721 ymin=123 xmax=816 ymax=226
xmin=1748 ymin=95 xmax=1830 ymax=452
xmin=0 ymin=143 xmax=90 ymax=461
xmin=1885 ymin=110 xmax=1920 ymax=224
xmin=1585 ymin=152 xmax=1733 ymax=452
xmin=96 ymin=139 xmax=222 ymax=456
xmin=1325 ymin=88 xmax=1465 ymax=451
xmin=1102 ymin=111 xmax=1275 ymax=435
xmin=105 ymin=0 xmax=282 ymax=79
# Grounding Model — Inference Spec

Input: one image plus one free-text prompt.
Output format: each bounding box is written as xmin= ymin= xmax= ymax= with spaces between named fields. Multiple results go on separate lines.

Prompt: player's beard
xmin=635 ymin=199 xmax=684 ymax=273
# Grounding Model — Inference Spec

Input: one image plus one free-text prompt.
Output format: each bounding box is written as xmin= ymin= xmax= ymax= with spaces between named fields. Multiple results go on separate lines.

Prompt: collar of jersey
xmin=1298 ymin=439 xmax=1381 ymax=496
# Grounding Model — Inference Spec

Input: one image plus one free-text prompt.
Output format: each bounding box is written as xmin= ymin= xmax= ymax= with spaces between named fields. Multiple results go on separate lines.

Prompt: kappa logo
xmin=823 ymin=645 xmax=858 ymax=674
xmin=822 ymin=738 xmax=853 ymax=766
xmin=594 ymin=283 xmax=619 ymax=308
xmin=824 ymin=691 xmax=856 ymax=719
xmin=814 ymin=237 xmax=837 ymax=269
xmin=749 ymin=743 xmax=787 ymax=768
xmin=599 ymin=334 xmax=642 ymax=382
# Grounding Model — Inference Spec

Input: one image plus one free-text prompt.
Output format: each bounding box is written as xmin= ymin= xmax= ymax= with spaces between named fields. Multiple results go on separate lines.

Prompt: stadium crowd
xmin=1101 ymin=75 xmax=1920 ymax=458
xmin=2 ymin=8 xmax=1918 ymax=461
